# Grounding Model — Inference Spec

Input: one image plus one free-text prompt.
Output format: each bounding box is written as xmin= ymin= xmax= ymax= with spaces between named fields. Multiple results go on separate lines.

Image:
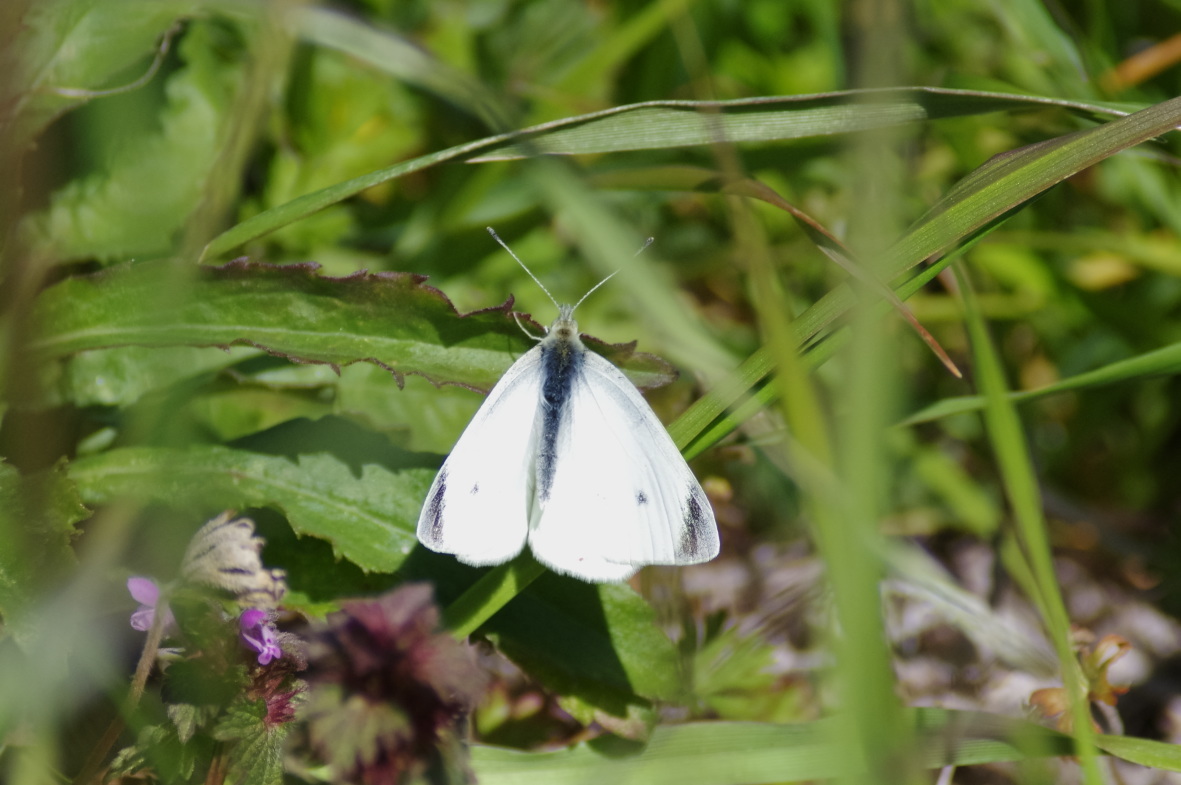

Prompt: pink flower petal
xmin=127 ymin=576 xmax=160 ymax=605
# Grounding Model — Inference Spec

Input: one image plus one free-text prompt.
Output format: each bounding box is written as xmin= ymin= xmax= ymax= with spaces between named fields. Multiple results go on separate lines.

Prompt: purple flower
xmin=127 ymin=576 xmax=174 ymax=633
xmin=240 ymin=608 xmax=283 ymax=665
xmin=303 ymin=584 xmax=486 ymax=784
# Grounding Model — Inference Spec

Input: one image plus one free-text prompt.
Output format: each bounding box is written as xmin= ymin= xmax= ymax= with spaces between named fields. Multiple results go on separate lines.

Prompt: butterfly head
xmin=546 ymin=304 xmax=580 ymax=345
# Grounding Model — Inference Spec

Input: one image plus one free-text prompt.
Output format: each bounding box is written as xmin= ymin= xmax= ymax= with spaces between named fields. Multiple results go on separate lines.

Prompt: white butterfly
xmin=416 ymin=229 xmax=720 ymax=582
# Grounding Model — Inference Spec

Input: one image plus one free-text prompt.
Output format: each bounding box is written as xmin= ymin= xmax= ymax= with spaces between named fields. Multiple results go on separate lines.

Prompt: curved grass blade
xmin=471 ymin=87 xmax=1141 ymax=161
xmin=901 ymin=340 xmax=1181 ymax=425
xmin=672 ymin=97 xmax=1181 ymax=453
xmin=469 ymin=709 xmax=1075 ymax=785
xmin=203 ymin=88 xmax=1150 ymax=259
xmin=957 ymin=265 xmax=1103 ymax=783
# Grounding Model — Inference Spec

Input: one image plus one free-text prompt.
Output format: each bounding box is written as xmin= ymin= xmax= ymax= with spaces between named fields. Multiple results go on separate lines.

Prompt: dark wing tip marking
xmin=425 ymin=469 xmax=449 ymax=540
xmin=677 ymin=484 xmax=718 ymax=560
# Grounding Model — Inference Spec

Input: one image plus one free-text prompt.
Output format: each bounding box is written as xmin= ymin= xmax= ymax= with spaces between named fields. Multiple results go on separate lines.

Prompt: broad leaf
xmin=33 ymin=260 xmax=675 ymax=396
xmin=213 ymin=699 xmax=288 ymax=785
xmin=6 ymin=0 xmax=197 ymax=151
xmin=67 ymin=446 xmax=429 ymax=572
xmin=20 ymin=20 xmax=243 ymax=263
xmin=398 ymin=554 xmax=682 ymax=737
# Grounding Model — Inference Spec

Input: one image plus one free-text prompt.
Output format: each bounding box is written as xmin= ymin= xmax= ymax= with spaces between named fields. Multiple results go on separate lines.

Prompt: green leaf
xmin=20 ymin=20 xmax=244 ymax=263
xmin=67 ymin=446 xmax=429 ymax=572
xmin=108 ymin=724 xmax=170 ymax=782
xmin=693 ymin=622 xmax=795 ymax=721
xmin=213 ymin=698 xmax=288 ymax=785
xmin=485 ymin=577 xmax=681 ymax=736
xmin=0 ymin=461 xmax=86 ymax=639
xmin=32 ymin=260 xmax=674 ymax=395
xmin=293 ymin=6 xmax=504 ymax=129
xmin=168 ymin=702 xmax=207 ymax=745
xmin=399 ymin=553 xmax=681 ymax=737
xmin=336 ymin=368 xmax=484 ymax=455
xmin=5 ymin=0 xmax=198 ymax=150
xmin=57 ymin=345 xmax=263 ymax=408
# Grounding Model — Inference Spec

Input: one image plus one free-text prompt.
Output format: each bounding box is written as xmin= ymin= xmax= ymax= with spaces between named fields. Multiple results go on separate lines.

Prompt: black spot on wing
xmin=636 ymin=490 xmax=648 ymax=505
xmin=424 ymin=469 xmax=449 ymax=540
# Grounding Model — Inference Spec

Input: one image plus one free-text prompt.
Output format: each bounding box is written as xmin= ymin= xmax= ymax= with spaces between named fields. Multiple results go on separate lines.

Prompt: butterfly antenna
xmin=572 ymin=269 xmax=618 ymax=311
xmin=487 ymin=227 xmax=560 ymax=311
xmin=571 ymin=236 xmax=652 ymax=310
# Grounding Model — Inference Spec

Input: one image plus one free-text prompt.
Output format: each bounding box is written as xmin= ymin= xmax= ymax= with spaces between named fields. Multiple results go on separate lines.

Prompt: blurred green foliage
xmin=2 ymin=0 xmax=1181 ymax=783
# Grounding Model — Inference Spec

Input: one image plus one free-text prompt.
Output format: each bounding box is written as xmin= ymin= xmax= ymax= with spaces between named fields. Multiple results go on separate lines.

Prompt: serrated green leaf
xmin=214 ymin=698 xmax=288 ymax=785
xmin=112 ymin=720 xmax=213 ymax=783
xmin=33 ymin=259 xmax=676 ymax=394
xmin=20 ymin=20 xmax=243 ymax=263
xmin=108 ymin=724 xmax=169 ymax=781
xmin=168 ymin=702 xmax=206 ymax=745
xmin=0 ymin=462 xmax=86 ymax=636
xmin=212 ymin=696 xmax=266 ymax=740
xmin=693 ymin=623 xmax=785 ymax=721
xmin=67 ymin=446 xmax=429 ymax=572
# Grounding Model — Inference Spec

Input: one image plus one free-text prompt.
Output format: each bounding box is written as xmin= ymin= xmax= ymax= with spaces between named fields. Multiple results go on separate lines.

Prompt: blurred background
xmin=3 ymin=0 xmax=1181 ymax=782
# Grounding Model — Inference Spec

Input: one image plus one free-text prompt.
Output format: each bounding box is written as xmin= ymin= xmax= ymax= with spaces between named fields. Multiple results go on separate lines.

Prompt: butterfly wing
xmin=527 ymin=351 xmax=719 ymax=582
xmin=416 ymin=347 xmax=542 ymax=566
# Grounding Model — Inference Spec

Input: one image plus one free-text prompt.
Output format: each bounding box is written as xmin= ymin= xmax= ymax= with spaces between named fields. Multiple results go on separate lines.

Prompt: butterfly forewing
xmin=415 ymin=348 xmax=543 ymax=566
xmin=527 ymin=351 xmax=719 ymax=581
